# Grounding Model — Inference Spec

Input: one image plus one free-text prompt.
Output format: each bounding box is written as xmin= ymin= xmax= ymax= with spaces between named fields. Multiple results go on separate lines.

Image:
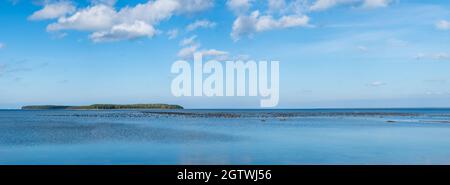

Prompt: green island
xmin=21 ymin=104 xmax=184 ymax=110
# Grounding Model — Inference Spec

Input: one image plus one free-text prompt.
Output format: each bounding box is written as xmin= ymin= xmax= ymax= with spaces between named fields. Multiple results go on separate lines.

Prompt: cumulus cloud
xmin=268 ymin=0 xmax=287 ymax=12
xmin=29 ymin=0 xmax=392 ymax=43
xmin=186 ymin=19 xmax=217 ymax=32
xmin=227 ymin=0 xmax=254 ymax=14
xmin=89 ymin=21 xmax=156 ymax=42
xmin=177 ymin=0 xmax=214 ymax=14
xmin=227 ymin=0 xmax=391 ymax=42
xmin=115 ymin=0 xmax=181 ymax=25
xmin=28 ymin=1 xmax=76 ymax=21
xmin=47 ymin=0 xmax=180 ymax=32
xmin=229 ymin=0 xmax=314 ymax=41
xmin=34 ymin=0 xmax=214 ymax=42
xmin=47 ymin=4 xmax=116 ymax=31
xmin=436 ymin=20 xmax=450 ymax=30
xmin=231 ymin=10 xmax=309 ymax=40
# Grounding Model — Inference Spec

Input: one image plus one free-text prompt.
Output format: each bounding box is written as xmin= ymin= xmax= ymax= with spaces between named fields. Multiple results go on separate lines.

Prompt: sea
xmin=1 ymin=109 xmax=450 ymax=164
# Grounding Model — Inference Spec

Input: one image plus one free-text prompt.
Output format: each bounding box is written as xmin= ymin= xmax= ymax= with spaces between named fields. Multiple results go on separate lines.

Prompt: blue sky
xmin=1 ymin=0 xmax=450 ymax=109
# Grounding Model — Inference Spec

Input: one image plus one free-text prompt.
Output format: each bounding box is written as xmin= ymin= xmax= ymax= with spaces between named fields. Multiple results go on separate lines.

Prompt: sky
xmin=1 ymin=0 xmax=450 ymax=109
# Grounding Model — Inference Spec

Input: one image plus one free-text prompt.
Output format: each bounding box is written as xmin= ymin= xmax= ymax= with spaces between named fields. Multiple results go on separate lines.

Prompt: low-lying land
xmin=21 ymin=104 xmax=184 ymax=110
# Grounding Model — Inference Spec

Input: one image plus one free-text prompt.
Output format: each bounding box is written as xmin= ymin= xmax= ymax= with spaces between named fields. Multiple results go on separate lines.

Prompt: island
xmin=21 ymin=104 xmax=184 ymax=110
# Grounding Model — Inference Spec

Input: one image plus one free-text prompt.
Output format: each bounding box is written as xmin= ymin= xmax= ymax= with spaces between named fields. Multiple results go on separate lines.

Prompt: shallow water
xmin=1 ymin=109 xmax=450 ymax=164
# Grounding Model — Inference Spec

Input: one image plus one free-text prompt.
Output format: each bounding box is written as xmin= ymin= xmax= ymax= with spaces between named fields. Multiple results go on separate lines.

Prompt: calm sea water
xmin=1 ymin=109 xmax=450 ymax=164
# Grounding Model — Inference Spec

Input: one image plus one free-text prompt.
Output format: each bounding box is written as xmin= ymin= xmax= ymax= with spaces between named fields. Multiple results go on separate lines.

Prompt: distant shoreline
xmin=21 ymin=104 xmax=184 ymax=110
xmin=9 ymin=106 xmax=450 ymax=111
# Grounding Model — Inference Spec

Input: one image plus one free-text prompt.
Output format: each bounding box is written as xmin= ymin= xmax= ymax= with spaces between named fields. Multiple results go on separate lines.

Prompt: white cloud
xmin=310 ymin=0 xmax=341 ymax=11
xmin=90 ymin=0 xmax=117 ymax=6
xmin=433 ymin=53 xmax=450 ymax=60
xmin=436 ymin=20 xmax=450 ymax=30
xmin=36 ymin=0 xmax=214 ymax=42
xmin=367 ymin=81 xmax=386 ymax=87
xmin=272 ymin=0 xmax=311 ymax=15
xmin=231 ymin=10 xmax=309 ymax=40
xmin=115 ymin=0 xmax=180 ymax=25
xmin=28 ymin=1 xmax=76 ymax=21
xmin=227 ymin=0 xmax=253 ymax=14
xmin=0 ymin=43 xmax=4 ymax=49
xmin=113 ymin=0 xmax=212 ymax=24
xmin=167 ymin=29 xmax=179 ymax=39
xmin=268 ymin=0 xmax=287 ymax=12
xmin=177 ymin=0 xmax=214 ymax=14
xmin=362 ymin=0 xmax=392 ymax=8
xmin=186 ymin=19 xmax=217 ymax=32
xmin=229 ymin=0 xmax=313 ymax=41
xmin=89 ymin=21 xmax=156 ymax=42
xmin=177 ymin=46 xmax=229 ymax=60
xmin=47 ymin=4 xmax=117 ymax=31
xmin=179 ymin=35 xmax=198 ymax=46
xmin=177 ymin=35 xmax=229 ymax=60
xmin=178 ymin=35 xmax=200 ymax=58
xmin=415 ymin=52 xmax=450 ymax=61
xmin=201 ymin=49 xmax=229 ymax=57
xmin=310 ymin=0 xmax=392 ymax=11
xmin=178 ymin=44 xmax=201 ymax=59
